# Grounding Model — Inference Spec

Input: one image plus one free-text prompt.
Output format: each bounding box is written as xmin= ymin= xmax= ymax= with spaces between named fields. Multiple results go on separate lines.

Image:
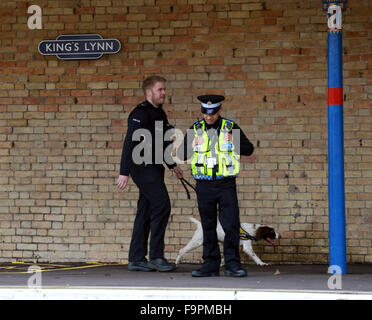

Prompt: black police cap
xmin=197 ymin=95 xmax=225 ymax=115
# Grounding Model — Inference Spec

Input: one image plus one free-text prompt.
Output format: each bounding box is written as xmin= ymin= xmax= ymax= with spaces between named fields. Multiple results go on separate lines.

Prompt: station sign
xmin=38 ymin=34 xmax=121 ymax=60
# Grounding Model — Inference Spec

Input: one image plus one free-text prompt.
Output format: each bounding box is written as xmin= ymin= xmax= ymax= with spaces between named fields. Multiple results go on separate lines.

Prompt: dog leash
xmin=179 ymin=178 xmax=196 ymax=199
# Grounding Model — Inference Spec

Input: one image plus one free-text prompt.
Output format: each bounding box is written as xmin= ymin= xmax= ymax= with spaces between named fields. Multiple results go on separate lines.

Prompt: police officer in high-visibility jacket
xmin=178 ymin=95 xmax=254 ymax=277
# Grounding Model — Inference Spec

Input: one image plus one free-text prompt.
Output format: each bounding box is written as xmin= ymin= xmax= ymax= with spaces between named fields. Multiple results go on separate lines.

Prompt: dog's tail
xmin=189 ymin=217 xmax=201 ymax=226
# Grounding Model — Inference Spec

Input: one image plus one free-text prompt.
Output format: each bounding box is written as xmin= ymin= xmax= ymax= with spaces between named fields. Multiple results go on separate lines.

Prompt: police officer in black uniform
xmin=117 ymin=76 xmax=183 ymax=272
xmin=178 ymin=95 xmax=254 ymax=277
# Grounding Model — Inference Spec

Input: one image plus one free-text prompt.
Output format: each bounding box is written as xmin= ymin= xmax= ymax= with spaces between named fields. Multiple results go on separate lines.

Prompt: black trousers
xmin=196 ymin=178 xmax=241 ymax=271
xmin=129 ymin=165 xmax=171 ymax=262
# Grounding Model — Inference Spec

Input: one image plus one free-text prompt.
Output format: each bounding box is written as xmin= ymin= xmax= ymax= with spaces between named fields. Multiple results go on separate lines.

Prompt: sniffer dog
xmin=175 ymin=218 xmax=280 ymax=266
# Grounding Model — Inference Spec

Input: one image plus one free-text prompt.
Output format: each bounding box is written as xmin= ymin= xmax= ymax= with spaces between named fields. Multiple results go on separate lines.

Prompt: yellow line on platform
xmin=0 ymin=262 xmax=126 ymax=274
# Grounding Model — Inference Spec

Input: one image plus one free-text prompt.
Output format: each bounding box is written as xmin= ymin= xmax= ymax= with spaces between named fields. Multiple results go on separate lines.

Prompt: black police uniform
xmin=178 ymin=95 xmax=254 ymax=276
xmin=120 ymin=100 xmax=176 ymax=264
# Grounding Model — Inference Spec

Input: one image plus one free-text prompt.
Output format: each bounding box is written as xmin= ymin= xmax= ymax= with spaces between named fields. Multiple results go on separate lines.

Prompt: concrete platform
xmin=1 ymin=262 xmax=372 ymax=300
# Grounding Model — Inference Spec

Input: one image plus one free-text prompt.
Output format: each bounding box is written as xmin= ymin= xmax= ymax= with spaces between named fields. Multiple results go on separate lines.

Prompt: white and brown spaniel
xmin=175 ymin=218 xmax=280 ymax=266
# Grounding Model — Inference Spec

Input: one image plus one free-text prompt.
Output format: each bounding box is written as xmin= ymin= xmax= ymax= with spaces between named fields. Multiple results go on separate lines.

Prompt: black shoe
xmin=224 ymin=268 xmax=247 ymax=277
xmin=149 ymin=258 xmax=176 ymax=272
xmin=191 ymin=269 xmax=220 ymax=277
xmin=128 ymin=260 xmax=156 ymax=272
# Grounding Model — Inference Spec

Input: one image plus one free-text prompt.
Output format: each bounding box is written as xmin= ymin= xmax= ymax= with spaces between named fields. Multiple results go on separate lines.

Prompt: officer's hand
xmin=117 ymin=175 xmax=129 ymax=190
xmin=172 ymin=166 xmax=183 ymax=179
xmin=192 ymin=137 xmax=205 ymax=148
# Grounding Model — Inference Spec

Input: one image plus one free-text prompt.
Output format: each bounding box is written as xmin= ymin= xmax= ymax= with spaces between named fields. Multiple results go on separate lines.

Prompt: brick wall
xmin=0 ymin=0 xmax=371 ymax=264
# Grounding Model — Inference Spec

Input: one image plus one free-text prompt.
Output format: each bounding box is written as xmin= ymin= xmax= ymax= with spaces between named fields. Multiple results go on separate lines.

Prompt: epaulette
xmin=222 ymin=117 xmax=234 ymax=123
xmin=221 ymin=117 xmax=234 ymax=132
xmin=192 ymin=118 xmax=204 ymax=129
xmin=192 ymin=118 xmax=204 ymax=126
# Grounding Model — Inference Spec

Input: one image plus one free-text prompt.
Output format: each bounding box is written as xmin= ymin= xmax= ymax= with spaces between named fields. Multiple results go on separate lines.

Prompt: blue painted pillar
xmin=324 ymin=1 xmax=347 ymax=274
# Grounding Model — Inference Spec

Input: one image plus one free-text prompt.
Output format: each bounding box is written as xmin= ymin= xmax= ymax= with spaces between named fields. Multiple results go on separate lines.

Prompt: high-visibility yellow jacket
xmin=191 ymin=118 xmax=240 ymax=180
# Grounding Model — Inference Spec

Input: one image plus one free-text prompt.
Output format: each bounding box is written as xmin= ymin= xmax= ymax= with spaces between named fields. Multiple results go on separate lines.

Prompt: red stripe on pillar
xmin=328 ymin=88 xmax=343 ymax=105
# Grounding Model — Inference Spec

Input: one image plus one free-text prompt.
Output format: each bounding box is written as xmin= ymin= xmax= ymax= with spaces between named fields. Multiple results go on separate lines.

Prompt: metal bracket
xmin=322 ymin=1 xmax=346 ymax=11
xmin=324 ymin=1 xmax=346 ymax=31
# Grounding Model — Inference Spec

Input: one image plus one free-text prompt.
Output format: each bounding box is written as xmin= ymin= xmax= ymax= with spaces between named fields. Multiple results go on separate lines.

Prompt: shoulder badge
xmin=193 ymin=118 xmax=204 ymax=128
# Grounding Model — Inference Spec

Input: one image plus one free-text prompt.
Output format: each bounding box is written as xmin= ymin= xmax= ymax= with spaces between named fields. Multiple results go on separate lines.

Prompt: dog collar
xmin=239 ymin=227 xmax=257 ymax=241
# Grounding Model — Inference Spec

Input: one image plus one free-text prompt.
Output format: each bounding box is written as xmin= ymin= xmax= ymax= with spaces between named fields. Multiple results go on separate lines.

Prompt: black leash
xmin=179 ymin=178 xmax=196 ymax=199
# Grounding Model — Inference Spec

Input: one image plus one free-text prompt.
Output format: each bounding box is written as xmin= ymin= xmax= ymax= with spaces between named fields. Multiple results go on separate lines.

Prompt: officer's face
xmin=147 ymin=81 xmax=166 ymax=107
xmin=203 ymin=109 xmax=221 ymax=125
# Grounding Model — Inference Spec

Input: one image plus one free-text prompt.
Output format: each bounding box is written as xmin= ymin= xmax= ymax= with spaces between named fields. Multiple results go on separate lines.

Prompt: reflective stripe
xmin=196 ymin=154 xmax=203 ymax=175
xmin=201 ymin=102 xmax=221 ymax=109
xmin=224 ymin=154 xmax=235 ymax=175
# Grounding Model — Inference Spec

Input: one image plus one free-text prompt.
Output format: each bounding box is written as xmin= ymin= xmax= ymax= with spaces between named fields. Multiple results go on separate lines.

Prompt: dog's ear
xmin=255 ymin=226 xmax=263 ymax=240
